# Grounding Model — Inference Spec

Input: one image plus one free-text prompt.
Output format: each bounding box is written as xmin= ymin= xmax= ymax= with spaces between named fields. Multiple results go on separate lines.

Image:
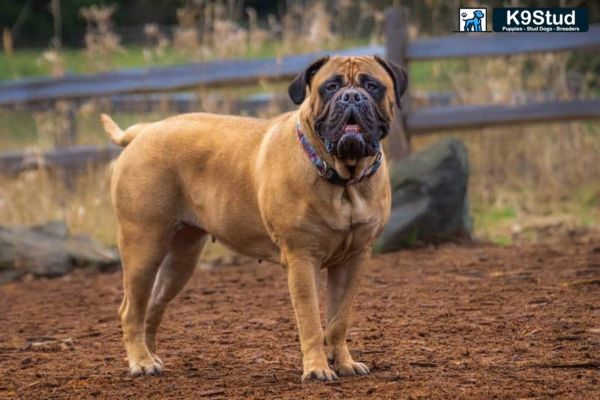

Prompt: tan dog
xmin=101 ymin=55 xmax=407 ymax=382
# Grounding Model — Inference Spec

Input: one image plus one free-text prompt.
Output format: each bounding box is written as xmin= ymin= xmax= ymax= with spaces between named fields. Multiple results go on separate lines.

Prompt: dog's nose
xmin=340 ymin=89 xmax=366 ymax=105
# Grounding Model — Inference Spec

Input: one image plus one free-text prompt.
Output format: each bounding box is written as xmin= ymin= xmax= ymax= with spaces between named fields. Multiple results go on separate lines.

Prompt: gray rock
xmin=0 ymin=222 xmax=119 ymax=284
xmin=375 ymin=138 xmax=472 ymax=253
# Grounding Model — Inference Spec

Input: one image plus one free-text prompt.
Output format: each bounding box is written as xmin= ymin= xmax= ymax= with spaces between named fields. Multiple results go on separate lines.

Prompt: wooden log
xmin=407 ymin=25 xmax=600 ymax=61
xmin=1 ymin=99 xmax=599 ymax=175
xmin=0 ymin=145 xmax=121 ymax=176
xmin=407 ymin=99 xmax=600 ymax=134
xmin=0 ymin=24 xmax=598 ymax=107
xmin=384 ymin=6 xmax=411 ymax=161
xmin=0 ymin=46 xmax=383 ymax=106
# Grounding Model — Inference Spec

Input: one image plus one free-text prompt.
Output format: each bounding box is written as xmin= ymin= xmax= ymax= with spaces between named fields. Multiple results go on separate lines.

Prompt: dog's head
xmin=288 ymin=55 xmax=407 ymax=161
xmin=473 ymin=10 xmax=484 ymax=18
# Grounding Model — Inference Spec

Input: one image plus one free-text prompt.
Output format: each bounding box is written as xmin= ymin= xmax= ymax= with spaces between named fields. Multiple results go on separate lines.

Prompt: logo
xmin=458 ymin=8 xmax=488 ymax=32
xmin=492 ymin=8 xmax=588 ymax=32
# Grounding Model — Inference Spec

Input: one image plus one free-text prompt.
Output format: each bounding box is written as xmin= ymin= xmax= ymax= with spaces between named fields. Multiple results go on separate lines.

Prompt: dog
xmin=463 ymin=10 xmax=485 ymax=31
xmin=100 ymin=55 xmax=407 ymax=382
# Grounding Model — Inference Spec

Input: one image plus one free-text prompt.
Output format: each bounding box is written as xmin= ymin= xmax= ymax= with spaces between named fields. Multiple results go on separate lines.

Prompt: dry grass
xmin=79 ymin=4 xmax=124 ymax=72
xmin=0 ymin=165 xmax=241 ymax=263
xmin=170 ymin=0 xmax=344 ymax=60
xmin=0 ymin=3 xmax=598 ymax=249
xmin=143 ymin=23 xmax=170 ymax=64
xmin=2 ymin=119 xmax=597 ymax=250
xmin=413 ymin=54 xmax=600 ymax=244
xmin=0 ymin=167 xmax=115 ymax=245
xmin=413 ymin=121 xmax=600 ymax=244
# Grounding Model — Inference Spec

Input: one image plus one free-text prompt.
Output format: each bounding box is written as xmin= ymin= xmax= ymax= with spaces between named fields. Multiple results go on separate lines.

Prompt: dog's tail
xmin=100 ymin=114 xmax=144 ymax=147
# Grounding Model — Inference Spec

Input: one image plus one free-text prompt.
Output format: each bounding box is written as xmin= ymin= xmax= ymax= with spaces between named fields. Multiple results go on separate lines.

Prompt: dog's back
xmin=102 ymin=112 xmax=285 ymax=259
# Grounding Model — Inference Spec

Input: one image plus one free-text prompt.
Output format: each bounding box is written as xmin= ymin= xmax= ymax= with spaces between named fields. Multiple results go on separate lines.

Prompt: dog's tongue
xmin=343 ymin=124 xmax=360 ymax=133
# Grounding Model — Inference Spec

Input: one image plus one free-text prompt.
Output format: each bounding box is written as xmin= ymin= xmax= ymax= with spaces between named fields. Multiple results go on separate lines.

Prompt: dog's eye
xmin=326 ymin=82 xmax=339 ymax=92
xmin=366 ymin=81 xmax=378 ymax=91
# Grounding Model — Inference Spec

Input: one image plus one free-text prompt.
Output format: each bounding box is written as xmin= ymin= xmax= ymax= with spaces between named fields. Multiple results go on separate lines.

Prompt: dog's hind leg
xmin=118 ymin=221 xmax=172 ymax=376
xmin=145 ymin=224 xmax=207 ymax=365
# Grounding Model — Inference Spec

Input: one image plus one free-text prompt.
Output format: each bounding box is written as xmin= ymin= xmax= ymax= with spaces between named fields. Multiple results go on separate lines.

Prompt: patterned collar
xmin=296 ymin=122 xmax=382 ymax=186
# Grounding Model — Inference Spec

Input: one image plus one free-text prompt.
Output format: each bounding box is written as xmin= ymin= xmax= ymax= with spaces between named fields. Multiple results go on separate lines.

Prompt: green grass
xmin=409 ymin=59 xmax=462 ymax=91
xmin=0 ymin=108 xmax=177 ymax=151
xmin=470 ymin=182 xmax=600 ymax=246
xmin=1 ymin=47 xmax=194 ymax=80
xmin=471 ymin=203 xmax=517 ymax=245
xmin=0 ymin=39 xmax=447 ymax=152
xmin=0 ymin=110 xmax=39 ymax=149
xmin=0 ymin=39 xmax=370 ymax=81
xmin=0 ymin=41 xmax=444 ymax=92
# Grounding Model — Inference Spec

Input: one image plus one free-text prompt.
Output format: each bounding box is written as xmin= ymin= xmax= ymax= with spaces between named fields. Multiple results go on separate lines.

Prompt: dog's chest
xmin=322 ymin=186 xmax=383 ymax=242
xmin=322 ymin=204 xmax=381 ymax=266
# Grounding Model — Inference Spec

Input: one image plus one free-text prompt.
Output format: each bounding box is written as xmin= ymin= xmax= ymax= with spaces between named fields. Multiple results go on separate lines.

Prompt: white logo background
xmin=459 ymin=8 xmax=488 ymax=32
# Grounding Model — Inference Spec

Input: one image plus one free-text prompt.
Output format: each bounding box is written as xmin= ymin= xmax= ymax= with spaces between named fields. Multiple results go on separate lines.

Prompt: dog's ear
xmin=374 ymin=55 xmax=408 ymax=109
xmin=288 ymin=56 xmax=330 ymax=105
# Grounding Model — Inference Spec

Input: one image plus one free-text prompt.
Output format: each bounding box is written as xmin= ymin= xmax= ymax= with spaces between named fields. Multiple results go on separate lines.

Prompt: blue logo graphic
xmin=462 ymin=9 xmax=486 ymax=31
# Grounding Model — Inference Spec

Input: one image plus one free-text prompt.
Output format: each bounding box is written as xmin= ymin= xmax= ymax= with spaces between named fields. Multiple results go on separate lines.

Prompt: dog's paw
xmin=129 ymin=354 xmax=163 ymax=377
xmin=301 ymin=365 xmax=338 ymax=383
xmin=334 ymin=360 xmax=370 ymax=377
xmin=151 ymin=353 xmax=164 ymax=367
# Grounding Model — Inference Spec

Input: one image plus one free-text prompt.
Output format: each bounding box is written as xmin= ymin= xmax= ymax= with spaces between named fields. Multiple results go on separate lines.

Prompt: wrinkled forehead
xmin=313 ymin=56 xmax=393 ymax=87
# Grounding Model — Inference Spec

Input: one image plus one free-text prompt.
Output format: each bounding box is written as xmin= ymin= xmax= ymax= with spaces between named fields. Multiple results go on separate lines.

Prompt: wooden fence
xmin=1 ymin=7 xmax=599 ymax=174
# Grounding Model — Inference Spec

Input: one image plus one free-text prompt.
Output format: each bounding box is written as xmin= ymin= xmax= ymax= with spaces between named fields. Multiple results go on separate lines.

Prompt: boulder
xmin=375 ymin=138 xmax=472 ymax=253
xmin=0 ymin=222 xmax=119 ymax=284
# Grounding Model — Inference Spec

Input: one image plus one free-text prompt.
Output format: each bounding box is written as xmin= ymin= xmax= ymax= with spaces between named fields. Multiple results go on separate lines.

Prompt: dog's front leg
xmin=285 ymin=253 xmax=338 ymax=382
xmin=325 ymin=252 xmax=370 ymax=376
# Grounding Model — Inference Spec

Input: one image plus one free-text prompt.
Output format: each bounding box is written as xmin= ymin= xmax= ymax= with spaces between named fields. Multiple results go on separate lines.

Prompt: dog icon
xmin=463 ymin=10 xmax=485 ymax=31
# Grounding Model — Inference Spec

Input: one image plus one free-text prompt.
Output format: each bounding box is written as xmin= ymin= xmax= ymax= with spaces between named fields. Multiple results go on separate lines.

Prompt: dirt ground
xmin=1 ymin=240 xmax=599 ymax=399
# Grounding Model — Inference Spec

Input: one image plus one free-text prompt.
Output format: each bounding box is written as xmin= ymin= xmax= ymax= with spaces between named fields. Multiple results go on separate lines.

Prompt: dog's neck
xmin=296 ymin=111 xmax=333 ymax=161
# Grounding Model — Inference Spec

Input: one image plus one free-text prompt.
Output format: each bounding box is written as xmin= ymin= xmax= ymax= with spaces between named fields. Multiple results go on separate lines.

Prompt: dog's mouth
xmin=342 ymin=123 xmax=360 ymax=135
xmin=335 ymin=113 xmax=379 ymax=160
xmin=342 ymin=113 xmax=360 ymax=134
xmin=315 ymin=98 xmax=386 ymax=160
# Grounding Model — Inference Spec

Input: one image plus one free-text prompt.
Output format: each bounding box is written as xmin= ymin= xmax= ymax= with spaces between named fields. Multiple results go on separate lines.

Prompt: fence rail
xmin=1 ymin=9 xmax=599 ymax=174
xmin=0 ymin=145 xmax=121 ymax=175
xmin=408 ymin=99 xmax=600 ymax=134
xmin=2 ymin=98 xmax=598 ymax=175
xmin=0 ymin=46 xmax=383 ymax=106
xmin=1 ymin=24 xmax=598 ymax=107
xmin=405 ymin=24 xmax=600 ymax=60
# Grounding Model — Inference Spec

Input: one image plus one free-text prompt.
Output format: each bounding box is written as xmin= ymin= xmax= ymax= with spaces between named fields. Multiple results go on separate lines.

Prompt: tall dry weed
xmin=143 ymin=23 xmax=170 ymax=63
xmin=278 ymin=2 xmax=338 ymax=56
xmin=414 ymin=53 xmax=600 ymax=240
xmin=31 ymin=101 xmax=78 ymax=148
xmin=80 ymin=4 xmax=123 ymax=71
xmin=211 ymin=2 xmax=249 ymax=58
xmin=3 ymin=2 xmax=596 ymax=246
xmin=40 ymin=47 xmax=65 ymax=77
xmin=173 ymin=3 xmax=201 ymax=55
xmin=0 ymin=167 xmax=116 ymax=245
xmin=447 ymin=54 xmax=575 ymax=105
xmin=168 ymin=0 xmax=380 ymax=60
xmin=439 ymin=53 xmax=598 ymax=205
xmin=0 ymin=165 xmax=251 ymax=262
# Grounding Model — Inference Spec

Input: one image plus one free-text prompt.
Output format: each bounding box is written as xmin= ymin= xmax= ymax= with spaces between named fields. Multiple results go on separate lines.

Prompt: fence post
xmin=384 ymin=6 xmax=411 ymax=161
xmin=53 ymin=100 xmax=78 ymax=148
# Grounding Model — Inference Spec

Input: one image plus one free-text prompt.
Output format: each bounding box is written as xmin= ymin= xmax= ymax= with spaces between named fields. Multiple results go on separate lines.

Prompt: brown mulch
xmin=1 ymin=241 xmax=599 ymax=399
